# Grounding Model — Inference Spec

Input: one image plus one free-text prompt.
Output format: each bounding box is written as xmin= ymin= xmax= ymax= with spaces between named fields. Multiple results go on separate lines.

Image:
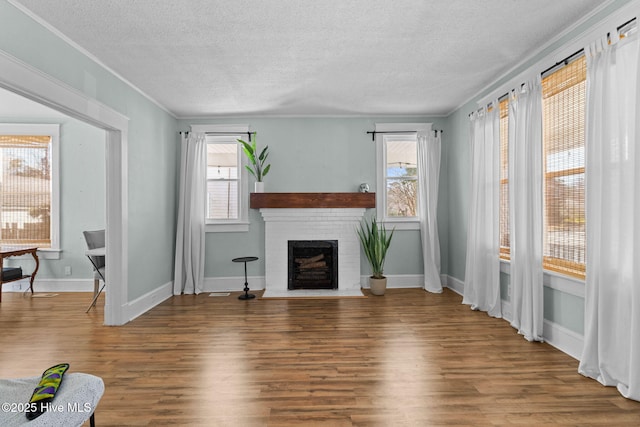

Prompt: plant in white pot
xmin=237 ymin=134 xmax=271 ymax=192
xmin=357 ymin=217 xmax=395 ymax=296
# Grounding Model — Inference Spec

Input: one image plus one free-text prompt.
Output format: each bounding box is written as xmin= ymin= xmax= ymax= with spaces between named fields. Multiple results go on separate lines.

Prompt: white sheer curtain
xmin=579 ymin=30 xmax=640 ymax=401
xmin=174 ymin=132 xmax=206 ymax=295
xmin=417 ymin=131 xmax=442 ymax=293
xmin=508 ymin=79 xmax=544 ymax=342
xmin=462 ymin=104 xmax=501 ymax=316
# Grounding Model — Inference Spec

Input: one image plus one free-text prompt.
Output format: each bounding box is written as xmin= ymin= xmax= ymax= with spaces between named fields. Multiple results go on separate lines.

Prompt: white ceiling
xmin=10 ymin=0 xmax=606 ymax=118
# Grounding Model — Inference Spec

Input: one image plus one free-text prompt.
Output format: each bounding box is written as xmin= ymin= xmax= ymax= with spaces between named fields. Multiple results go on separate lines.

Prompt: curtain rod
xmin=473 ymin=17 xmax=637 ymax=117
xmin=617 ymin=17 xmax=637 ymax=33
xmin=366 ymin=130 xmax=443 ymax=141
xmin=541 ymin=48 xmax=585 ymax=78
xmin=541 ymin=17 xmax=637 ymax=78
xmin=179 ymin=131 xmax=255 ymax=141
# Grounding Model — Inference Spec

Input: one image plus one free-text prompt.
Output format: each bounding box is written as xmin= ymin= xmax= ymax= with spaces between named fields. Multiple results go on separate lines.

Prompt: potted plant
xmin=357 ymin=217 xmax=395 ymax=295
xmin=237 ymin=134 xmax=271 ymax=192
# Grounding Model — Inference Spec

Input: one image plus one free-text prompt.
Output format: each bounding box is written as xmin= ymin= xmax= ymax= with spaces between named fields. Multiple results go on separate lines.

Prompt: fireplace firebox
xmin=288 ymin=240 xmax=338 ymax=290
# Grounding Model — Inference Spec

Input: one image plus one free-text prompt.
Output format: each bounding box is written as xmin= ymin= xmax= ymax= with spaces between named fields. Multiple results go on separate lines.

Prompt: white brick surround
xmin=260 ymin=208 xmax=366 ymax=297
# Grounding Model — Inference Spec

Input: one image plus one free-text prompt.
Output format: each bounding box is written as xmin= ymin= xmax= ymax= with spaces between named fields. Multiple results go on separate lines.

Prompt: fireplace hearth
xmin=288 ymin=240 xmax=338 ymax=290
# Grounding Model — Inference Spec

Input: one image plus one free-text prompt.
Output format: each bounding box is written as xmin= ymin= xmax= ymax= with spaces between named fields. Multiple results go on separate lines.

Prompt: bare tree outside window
xmin=385 ymin=138 xmax=418 ymax=218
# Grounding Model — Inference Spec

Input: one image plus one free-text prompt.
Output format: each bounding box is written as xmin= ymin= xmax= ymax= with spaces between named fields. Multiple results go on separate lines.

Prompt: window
xmin=207 ymin=136 xmax=240 ymax=221
xmin=375 ymin=123 xmax=430 ymax=229
xmin=495 ymin=54 xmax=586 ymax=280
xmin=541 ymin=55 xmax=586 ymax=278
xmin=0 ymin=124 xmax=59 ymax=251
xmin=499 ymin=97 xmax=510 ymax=259
xmin=191 ymin=124 xmax=249 ymax=232
xmin=384 ymin=134 xmax=418 ymax=218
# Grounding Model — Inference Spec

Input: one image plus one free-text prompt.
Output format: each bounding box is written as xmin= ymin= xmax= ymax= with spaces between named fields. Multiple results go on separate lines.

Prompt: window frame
xmin=191 ymin=124 xmax=250 ymax=233
xmin=375 ymin=123 xmax=431 ymax=230
xmin=0 ymin=123 xmax=60 ymax=258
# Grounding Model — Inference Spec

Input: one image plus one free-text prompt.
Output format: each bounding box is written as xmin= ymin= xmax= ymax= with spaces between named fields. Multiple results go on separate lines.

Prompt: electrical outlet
xmin=64 ymin=266 xmax=72 ymax=276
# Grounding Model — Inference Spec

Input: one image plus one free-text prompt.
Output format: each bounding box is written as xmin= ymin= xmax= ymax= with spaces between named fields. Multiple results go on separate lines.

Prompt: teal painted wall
xmin=443 ymin=105 xmax=471 ymax=281
xmin=57 ymin=119 xmax=106 ymax=280
xmin=544 ymin=287 xmax=584 ymax=334
xmin=1 ymin=2 xmax=179 ymax=300
xmin=180 ymin=117 xmax=449 ymax=278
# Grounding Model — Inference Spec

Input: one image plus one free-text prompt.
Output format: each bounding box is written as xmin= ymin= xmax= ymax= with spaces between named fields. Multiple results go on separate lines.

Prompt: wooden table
xmin=0 ymin=246 xmax=39 ymax=302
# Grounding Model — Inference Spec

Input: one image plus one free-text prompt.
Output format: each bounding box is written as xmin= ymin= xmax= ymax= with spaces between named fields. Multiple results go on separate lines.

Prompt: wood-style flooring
xmin=1 ymin=288 xmax=639 ymax=426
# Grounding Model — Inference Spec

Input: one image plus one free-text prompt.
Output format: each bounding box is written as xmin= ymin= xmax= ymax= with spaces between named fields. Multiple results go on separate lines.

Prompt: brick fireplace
xmin=252 ymin=193 xmax=374 ymax=298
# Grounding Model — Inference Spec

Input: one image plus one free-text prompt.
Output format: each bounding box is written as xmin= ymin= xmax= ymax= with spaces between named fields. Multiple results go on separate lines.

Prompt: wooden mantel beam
xmin=250 ymin=192 xmax=375 ymax=209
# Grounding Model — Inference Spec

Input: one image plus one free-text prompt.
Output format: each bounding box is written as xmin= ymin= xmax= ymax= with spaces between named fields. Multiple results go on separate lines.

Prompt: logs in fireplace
xmin=288 ymin=240 xmax=338 ymax=290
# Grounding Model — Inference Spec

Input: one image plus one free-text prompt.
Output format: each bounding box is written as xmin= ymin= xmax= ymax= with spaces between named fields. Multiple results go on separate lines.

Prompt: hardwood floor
xmin=1 ymin=288 xmax=639 ymax=426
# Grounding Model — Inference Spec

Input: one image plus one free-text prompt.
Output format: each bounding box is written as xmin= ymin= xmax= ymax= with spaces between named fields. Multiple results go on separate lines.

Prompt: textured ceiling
xmin=11 ymin=0 xmax=605 ymax=117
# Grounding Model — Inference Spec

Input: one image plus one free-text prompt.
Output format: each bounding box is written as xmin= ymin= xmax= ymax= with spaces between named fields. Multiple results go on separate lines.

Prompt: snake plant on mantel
xmin=357 ymin=217 xmax=395 ymax=296
xmin=237 ymin=134 xmax=271 ymax=192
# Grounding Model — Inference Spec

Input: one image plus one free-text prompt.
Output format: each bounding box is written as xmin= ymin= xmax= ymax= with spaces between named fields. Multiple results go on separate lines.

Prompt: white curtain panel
xmin=417 ymin=131 xmax=442 ymax=293
xmin=579 ymin=30 xmax=640 ymax=401
xmin=462 ymin=104 xmax=502 ymax=316
xmin=508 ymin=80 xmax=544 ymax=342
xmin=173 ymin=132 xmax=206 ymax=295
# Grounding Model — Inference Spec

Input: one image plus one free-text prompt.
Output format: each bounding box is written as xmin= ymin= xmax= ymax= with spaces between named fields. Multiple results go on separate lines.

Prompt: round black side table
xmin=232 ymin=256 xmax=258 ymax=300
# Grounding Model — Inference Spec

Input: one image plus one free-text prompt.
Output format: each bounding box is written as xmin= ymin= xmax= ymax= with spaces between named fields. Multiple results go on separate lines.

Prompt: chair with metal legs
xmin=83 ymin=230 xmax=106 ymax=312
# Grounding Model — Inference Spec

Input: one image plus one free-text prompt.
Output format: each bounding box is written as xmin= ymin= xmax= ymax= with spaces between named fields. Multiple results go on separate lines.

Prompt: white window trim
xmin=191 ymin=124 xmax=250 ymax=233
xmin=375 ymin=123 xmax=431 ymax=231
xmin=0 ymin=123 xmax=60 ymax=258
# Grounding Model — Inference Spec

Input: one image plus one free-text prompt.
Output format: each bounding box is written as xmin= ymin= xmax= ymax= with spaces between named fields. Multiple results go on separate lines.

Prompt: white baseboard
xmin=3 ymin=278 xmax=176 ymax=325
xmin=1 ymin=278 xmax=95 ymax=293
xmin=124 ymin=281 xmax=173 ymax=322
xmin=206 ymin=274 xmax=426 ymax=292
xmin=543 ymin=319 xmax=583 ymax=360
xmin=442 ymin=274 xmax=583 ymax=361
xmin=204 ymin=274 xmax=432 ymax=292
xmin=203 ymin=276 xmax=266 ymax=292
xmin=360 ymin=274 xmax=424 ymax=289
xmin=501 ymin=299 xmax=582 ymax=360
xmin=443 ymin=274 xmax=464 ymax=295
xmin=357 ymin=274 xmax=452 ymax=291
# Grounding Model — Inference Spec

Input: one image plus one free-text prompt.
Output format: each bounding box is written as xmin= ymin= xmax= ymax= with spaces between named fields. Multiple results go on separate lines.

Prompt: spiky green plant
xmin=356 ymin=217 xmax=395 ymax=279
xmin=237 ymin=134 xmax=271 ymax=181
